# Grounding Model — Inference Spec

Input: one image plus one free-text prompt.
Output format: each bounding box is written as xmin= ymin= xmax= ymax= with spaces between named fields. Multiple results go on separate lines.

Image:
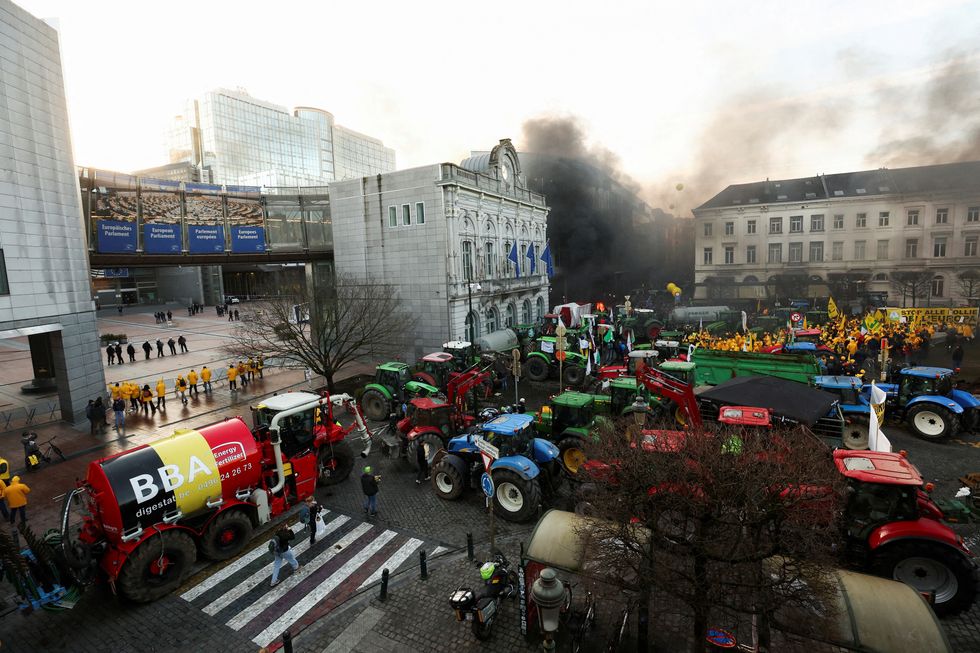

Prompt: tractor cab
xmin=897 ymin=367 xmax=955 ymax=403
xmin=608 ymin=377 xmax=660 ymax=417
xmin=658 ymin=360 xmax=696 ymax=386
xmin=540 ymin=314 xmax=563 ymax=336
xmin=548 ymin=392 xmax=595 ymax=436
xmin=480 ymin=413 xmax=536 ymax=458
xmin=813 ymin=376 xmax=867 ymax=410
xmin=443 ymin=341 xmax=478 ymax=372
xmin=792 ymin=328 xmax=824 ymax=343
xmin=653 ymin=339 xmax=683 ymax=361
xmin=415 ymin=352 xmax=456 ymax=389
xmin=252 ymin=391 xmax=327 ymax=457
xmin=375 ymin=362 xmax=413 ymax=399
xmin=836 ymin=450 xmax=923 ymax=539
xmin=627 ymin=349 xmax=659 ymax=375
xmin=405 ymin=397 xmax=461 ymax=439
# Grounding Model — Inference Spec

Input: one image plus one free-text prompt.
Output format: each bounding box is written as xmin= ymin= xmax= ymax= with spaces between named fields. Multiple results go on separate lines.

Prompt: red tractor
xmin=395 ymin=366 xmax=492 ymax=469
xmin=412 ymin=351 xmax=494 ymax=399
xmin=58 ymin=392 xmax=371 ymax=603
xmin=626 ymin=367 xmax=979 ymax=615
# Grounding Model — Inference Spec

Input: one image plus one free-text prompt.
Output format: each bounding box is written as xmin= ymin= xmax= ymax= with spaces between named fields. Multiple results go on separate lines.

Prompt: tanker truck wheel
xmin=118 ymin=529 xmax=197 ymax=603
xmin=872 ymin=542 xmax=979 ymax=616
xmin=525 ymin=357 xmax=550 ymax=382
xmin=200 ymin=510 xmax=254 ymax=561
xmin=318 ymin=440 xmax=355 ymax=486
xmin=361 ymin=389 xmax=391 ymax=422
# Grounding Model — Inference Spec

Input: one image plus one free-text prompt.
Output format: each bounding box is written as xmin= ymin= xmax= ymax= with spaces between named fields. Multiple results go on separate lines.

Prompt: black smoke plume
xmin=520 ymin=116 xmax=692 ymax=306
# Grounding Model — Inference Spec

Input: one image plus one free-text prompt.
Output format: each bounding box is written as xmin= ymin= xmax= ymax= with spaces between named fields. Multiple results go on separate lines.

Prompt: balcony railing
xmin=439 ymin=165 xmax=548 ymax=207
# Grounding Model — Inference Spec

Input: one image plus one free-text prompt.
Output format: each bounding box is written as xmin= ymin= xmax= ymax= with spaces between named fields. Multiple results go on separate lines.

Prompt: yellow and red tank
xmin=86 ymin=417 xmax=262 ymax=542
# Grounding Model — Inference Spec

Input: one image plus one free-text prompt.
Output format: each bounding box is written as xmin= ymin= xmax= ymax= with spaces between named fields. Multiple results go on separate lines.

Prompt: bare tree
xmin=889 ymin=271 xmax=933 ymax=307
xmin=226 ymin=273 xmax=417 ymax=393
xmin=956 ymin=270 xmax=980 ymax=305
xmin=579 ymin=422 xmax=844 ymax=652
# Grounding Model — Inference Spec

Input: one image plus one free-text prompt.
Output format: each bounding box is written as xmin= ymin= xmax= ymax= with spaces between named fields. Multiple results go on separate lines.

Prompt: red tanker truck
xmin=59 ymin=392 xmax=370 ymax=602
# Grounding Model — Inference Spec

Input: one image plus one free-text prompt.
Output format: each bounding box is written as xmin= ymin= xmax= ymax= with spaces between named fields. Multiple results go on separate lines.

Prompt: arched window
xmin=536 ymin=297 xmax=545 ymax=321
xmin=742 ymin=275 xmax=759 ymax=284
xmin=465 ymin=310 xmax=480 ymax=342
xmin=485 ymin=307 xmax=499 ymax=333
xmin=873 ymin=273 xmax=888 ymax=282
xmin=522 ymin=299 xmax=532 ymax=324
xmin=932 ymin=275 xmax=945 ymax=298
xmin=485 ymin=241 xmax=496 ymax=278
xmin=461 ymin=241 xmax=474 ymax=281
xmin=505 ymin=303 xmax=516 ymax=328
xmin=503 ymin=240 xmax=513 ymax=276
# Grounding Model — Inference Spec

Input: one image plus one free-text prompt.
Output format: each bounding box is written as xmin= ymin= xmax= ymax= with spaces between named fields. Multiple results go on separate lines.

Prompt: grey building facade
xmin=330 ymin=140 xmax=550 ymax=360
xmin=0 ymin=0 xmax=106 ymax=421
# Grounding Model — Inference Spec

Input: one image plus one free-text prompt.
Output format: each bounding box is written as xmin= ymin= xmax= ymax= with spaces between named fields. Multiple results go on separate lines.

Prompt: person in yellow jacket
xmin=238 ymin=361 xmax=249 ymax=389
xmin=140 ymin=384 xmax=157 ymax=416
xmin=227 ymin=364 xmax=239 ymax=391
xmin=110 ymin=382 xmax=122 ymax=401
xmin=175 ymin=375 xmax=189 ymax=405
xmin=4 ymin=475 xmax=30 ymax=525
xmin=156 ymin=378 xmax=167 ymax=410
xmin=246 ymin=357 xmax=255 ymax=382
xmin=188 ymin=369 xmax=199 ymax=396
xmin=201 ymin=366 xmax=212 ymax=394
xmin=124 ymin=381 xmax=139 ymax=413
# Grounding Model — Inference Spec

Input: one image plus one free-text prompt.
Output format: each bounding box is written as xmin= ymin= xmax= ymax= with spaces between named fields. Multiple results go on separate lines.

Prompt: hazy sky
xmin=14 ymin=0 xmax=980 ymax=212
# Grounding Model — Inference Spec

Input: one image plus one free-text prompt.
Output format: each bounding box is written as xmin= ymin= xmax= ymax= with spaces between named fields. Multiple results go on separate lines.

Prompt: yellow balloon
xmin=675 ymin=183 xmax=684 ymax=191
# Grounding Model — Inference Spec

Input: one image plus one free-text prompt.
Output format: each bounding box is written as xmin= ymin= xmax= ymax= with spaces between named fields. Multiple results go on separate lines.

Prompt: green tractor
xmin=601 ymin=377 xmax=663 ymax=419
xmin=524 ymin=336 xmax=589 ymax=387
xmin=360 ymin=362 xmax=439 ymax=421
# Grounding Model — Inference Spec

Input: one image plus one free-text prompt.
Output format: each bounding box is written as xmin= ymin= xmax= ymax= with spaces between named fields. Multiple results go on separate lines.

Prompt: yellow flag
xmin=828 ymin=297 xmax=839 ymax=320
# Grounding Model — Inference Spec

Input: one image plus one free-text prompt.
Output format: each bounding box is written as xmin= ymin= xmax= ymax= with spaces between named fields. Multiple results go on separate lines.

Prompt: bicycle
xmin=25 ymin=436 xmax=66 ymax=470
xmin=607 ymin=603 xmax=631 ymax=652
xmin=560 ymin=581 xmax=597 ymax=653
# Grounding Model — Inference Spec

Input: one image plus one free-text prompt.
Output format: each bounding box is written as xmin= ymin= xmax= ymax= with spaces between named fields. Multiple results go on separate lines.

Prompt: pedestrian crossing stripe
xmin=178 ymin=510 xmax=446 ymax=648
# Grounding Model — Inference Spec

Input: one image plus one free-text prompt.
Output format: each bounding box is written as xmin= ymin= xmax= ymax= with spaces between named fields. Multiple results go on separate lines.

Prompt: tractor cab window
xmin=935 ymin=375 xmax=953 ymax=396
xmin=837 ymin=387 xmax=859 ymax=405
xmin=846 ymin=481 xmax=917 ymax=535
xmin=276 ymin=409 xmax=316 ymax=457
xmin=417 ymin=405 xmax=451 ymax=430
xmin=493 ymin=426 xmax=531 ymax=458
xmin=900 ymin=375 xmax=935 ymax=399
xmin=552 ymin=402 xmax=593 ymax=432
xmin=609 ymin=386 xmax=633 ymax=415
xmin=379 ymin=368 xmax=410 ymax=393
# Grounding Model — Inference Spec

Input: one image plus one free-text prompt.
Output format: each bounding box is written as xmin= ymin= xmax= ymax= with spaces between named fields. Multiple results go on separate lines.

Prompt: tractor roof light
xmin=899 ymin=449 xmax=908 ymax=458
xmin=924 ymin=482 xmax=935 ymax=493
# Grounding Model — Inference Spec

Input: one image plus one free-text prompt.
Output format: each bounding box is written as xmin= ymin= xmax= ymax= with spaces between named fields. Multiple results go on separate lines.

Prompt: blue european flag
xmin=540 ymin=241 xmax=554 ymax=277
xmin=526 ymin=242 xmax=536 ymax=275
xmin=508 ymin=241 xmax=520 ymax=278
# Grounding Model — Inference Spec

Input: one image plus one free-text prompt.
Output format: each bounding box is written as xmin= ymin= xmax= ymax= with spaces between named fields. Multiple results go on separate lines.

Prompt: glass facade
xmin=167 ymin=89 xmax=394 ymax=187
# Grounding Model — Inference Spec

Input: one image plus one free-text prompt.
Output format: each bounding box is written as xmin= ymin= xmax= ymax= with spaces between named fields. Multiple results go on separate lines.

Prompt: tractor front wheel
xmin=118 ymin=529 xmax=197 ymax=603
xmin=318 ymin=440 xmax=355 ymax=486
xmin=842 ymin=416 xmax=870 ymax=450
xmin=361 ymin=389 xmax=391 ymax=422
xmin=200 ymin=510 xmax=253 ymax=561
xmin=525 ymin=357 xmax=550 ymax=382
xmin=907 ymin=404 xmax=958 ymax=441
xmin=431 ymin=457 xmax=465 ymax=501
xmin=562 ymin=365 xmax=586 ymax=387
xmin=557 ymin=436 xmax=586 ymax=475
xmin=872 ymin=542 xmax=979 ymax=616
xmin=492 ymin=470 xmax=542 ymax=523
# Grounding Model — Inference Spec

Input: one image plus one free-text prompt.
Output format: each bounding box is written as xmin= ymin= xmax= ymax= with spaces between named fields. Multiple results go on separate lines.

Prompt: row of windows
xmin=735 ymin=273 xmax=949 ymax=297
xmin=464 ymin=297 xmax=547 ymax=339
xmin=705 ymin=206 xmax=980 ymax=237
xmin=387 ymin=203 xmax=426 ymax=227
xmin=703 ymin=235 xmax=980 ymax=265
xmin=460 ymin=239 xmax=544 ymax=279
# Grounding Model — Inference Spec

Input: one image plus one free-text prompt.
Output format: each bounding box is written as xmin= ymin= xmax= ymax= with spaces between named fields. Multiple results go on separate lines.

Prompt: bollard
xmin=466 ymin=532 xmax=474 ymax=560
xmin=282 ymin=630 xmax=294 ymax=653
xmin=379 ymin=568 xmax=389 ymax=601
xmin=419 ymin=549 xmax=428 ymax=580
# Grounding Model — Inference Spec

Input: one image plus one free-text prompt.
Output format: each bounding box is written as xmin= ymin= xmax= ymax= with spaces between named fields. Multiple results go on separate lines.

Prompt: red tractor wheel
xmin=318 ymin=440 xmax=355 ymax=486
xmin=118 ymin=529 xmax=197 ymax=602
xmin=872 ymin=541 xmax=979 ymax=616
xmin=200 ymin=510 xmax=253 ymax=561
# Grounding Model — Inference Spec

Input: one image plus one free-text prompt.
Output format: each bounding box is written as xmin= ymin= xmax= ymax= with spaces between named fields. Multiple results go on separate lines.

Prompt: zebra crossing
xmin=179 ymin=511 xmax=449 ymax=648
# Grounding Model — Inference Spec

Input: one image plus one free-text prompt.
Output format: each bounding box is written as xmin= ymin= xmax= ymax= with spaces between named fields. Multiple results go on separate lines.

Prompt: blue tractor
xmin=812 ymin=375 xmax=874 ymax=449
xmin=870 ymin=367 xmax=980 ymax=442
xmin=430 ymin=413 xmax=562 ymax=523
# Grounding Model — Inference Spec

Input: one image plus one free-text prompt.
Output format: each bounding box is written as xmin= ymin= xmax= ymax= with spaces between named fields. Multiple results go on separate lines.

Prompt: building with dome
xmin=329 ymin=139 xmax=551 ymax=359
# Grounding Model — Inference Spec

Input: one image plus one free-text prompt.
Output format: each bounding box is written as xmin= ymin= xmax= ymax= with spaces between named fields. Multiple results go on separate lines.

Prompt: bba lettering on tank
xmin=87 ymin=420 xmax=261 ymax=538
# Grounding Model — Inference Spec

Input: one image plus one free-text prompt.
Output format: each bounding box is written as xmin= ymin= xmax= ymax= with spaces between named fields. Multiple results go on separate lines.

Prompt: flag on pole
xmin=585 ymin=351 xmax=592 ymax=376
xmin=868 ymin=382 xmax=889 ymax=452
xmin=741 ymin=311 xmax=748 ymax=333
xmin=828 ymin=297 xmax=839 ymax=320
xmin=526 ymin=243 xmax=536 ymax=275
xmin=507 ymin=241 xmax=520 ymax=278
xmin=626 ymin=330 xmax=633 ymax=352
xmin=540 ymin=241 xmax=554 ymax=277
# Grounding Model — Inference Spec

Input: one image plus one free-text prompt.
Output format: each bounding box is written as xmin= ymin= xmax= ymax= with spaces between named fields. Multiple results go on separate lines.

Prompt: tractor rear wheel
xmin=872 ymin=542 xmax=979 ymax=616
xmin=525 ymin=357 xmax=550 ymax=382
xmin=118 ymin=529 xmax=197 ymax=603
xmin=361 ymin=389 xmax=391 ymax=422
xmin=907 ymin=404 xmax=958 ymax=441
xmin=557 ymin=436 xmax=586 ymax=475
xmin=409 ymin=432 xmax=444 ymax=471
xmin=492 ymin=470 xmax=542 ymax=523
xmin=200 ymin=510 xmax=253 ymax=561
xmin=318 ymin=440 xmax=355 ymax=486
xmin=562 ymin=365 xmax=586 ymax=387
xmin=842 ymin=416 xmax=870 ymax=450
xmin=431 ymin=457 xmax=465 ymax=501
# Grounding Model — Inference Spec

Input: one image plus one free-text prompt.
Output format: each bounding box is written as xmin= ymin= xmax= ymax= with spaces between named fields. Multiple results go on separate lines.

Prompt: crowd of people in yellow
xmin=105 ymin=356 xmax=265 ymax=419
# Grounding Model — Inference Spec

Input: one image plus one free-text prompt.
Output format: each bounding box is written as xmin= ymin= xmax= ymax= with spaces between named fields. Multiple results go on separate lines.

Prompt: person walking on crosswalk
xmin=176 ymin=375 xmax=189 ymax=405
xmin=268 ymin=526 xmax=300 ymax=587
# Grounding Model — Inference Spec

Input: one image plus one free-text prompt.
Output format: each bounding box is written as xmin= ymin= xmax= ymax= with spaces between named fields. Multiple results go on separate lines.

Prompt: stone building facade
xmin=330 ymin=140 xmax=550 ymax=360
